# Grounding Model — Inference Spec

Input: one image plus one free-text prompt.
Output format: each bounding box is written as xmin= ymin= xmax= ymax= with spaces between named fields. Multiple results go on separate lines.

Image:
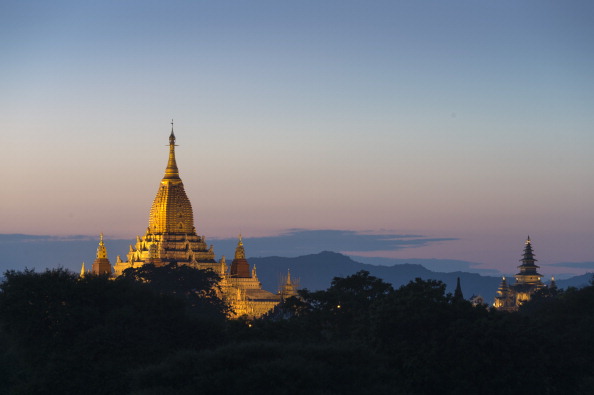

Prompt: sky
xmin=1 ymin=1 xmax=593 ymax=277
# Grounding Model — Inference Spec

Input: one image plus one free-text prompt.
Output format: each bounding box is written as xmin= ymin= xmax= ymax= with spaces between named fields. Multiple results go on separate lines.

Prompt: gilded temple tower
xmin=92 ymin=233 xmax=112 ymax=275
xmin=148 ymin=128 xmax=195 ymax=234
xmin=230 ymin=234 xmax=250 ymax=278
xmin=107 ymin=124 xmax=283 ymax=318
xmin=278 ymin=269 xmax=299 ymax=300
xmin=113 ymin=124 xmax=217 ymax=275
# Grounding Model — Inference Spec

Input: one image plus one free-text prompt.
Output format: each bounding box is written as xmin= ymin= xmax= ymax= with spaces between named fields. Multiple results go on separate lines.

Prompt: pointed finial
xmin=238 ymin=233 xmax=243 ymax=246
xmin=163 ymin=121 xmax=180 ymax=181
xmin=80 ymin=262 xmax=86 ymax=277
xmin=526 ymin=235 xmax=531 ymax=244
xmin=169 ymin=119 xmax=176 ymax=145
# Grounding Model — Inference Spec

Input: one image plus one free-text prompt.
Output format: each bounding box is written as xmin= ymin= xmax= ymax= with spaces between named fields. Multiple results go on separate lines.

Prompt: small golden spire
xmin=163 ymin=121 xmax=180 ymax=182
xmin=526 ymin=235 xmax=531 ymax=244
xmin=80 ymin=262 xmax=86 ymax=277
xmin=235 ymin=234 xmax=246 ymax=259
xmin=96 ymin=233 xmax=108 ymax=259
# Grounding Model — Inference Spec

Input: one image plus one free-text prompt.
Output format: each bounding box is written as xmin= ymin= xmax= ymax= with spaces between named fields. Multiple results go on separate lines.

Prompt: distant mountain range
xmin=1 ymin=234 xmax=591 ymax=305
xmin=251 ymin=251 xmax=594 ymax=305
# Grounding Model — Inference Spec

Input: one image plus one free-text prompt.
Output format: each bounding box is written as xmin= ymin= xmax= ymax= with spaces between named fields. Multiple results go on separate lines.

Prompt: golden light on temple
xmin=493 ymin=237 xmax=546 ymax=311
xmin=91 ymin=125 xmax=294 ymax=318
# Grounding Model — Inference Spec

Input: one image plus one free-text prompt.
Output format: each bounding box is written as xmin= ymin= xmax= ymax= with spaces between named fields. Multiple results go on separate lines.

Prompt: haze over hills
xmin=252 ymin=251 xmax=592 ymax=305
xmin=252 ymin=251 xmax=502 ymax=303
xmin=1 ymin=235 xmax=591 ymax=305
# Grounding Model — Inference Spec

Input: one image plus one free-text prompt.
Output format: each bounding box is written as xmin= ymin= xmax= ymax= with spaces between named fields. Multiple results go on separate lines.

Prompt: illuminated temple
xmin=85 ymin=125 xmax=294 ymax=318
xmin=493 ymin=236 xmax=548 ymax=311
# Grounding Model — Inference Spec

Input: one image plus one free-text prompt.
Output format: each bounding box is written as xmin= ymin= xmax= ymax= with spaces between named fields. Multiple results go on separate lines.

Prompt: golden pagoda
xmin=278 ymin=269 xmax=299 ymax=300
xmin=114 ymin=125 xmax=218 ymax=275
xmin=109 ymin=124 xmax=281 ymax=318
xmin=220 ymin=235 xmax=280 ymax=317
xmin=92 ymin=233 xmax=112 ymax=275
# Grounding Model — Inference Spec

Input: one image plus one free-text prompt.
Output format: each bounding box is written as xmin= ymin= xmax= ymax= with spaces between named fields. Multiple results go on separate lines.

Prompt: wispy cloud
xmin=211 ymin=229 xmax=457 ymax=259
xmin=0 ymin=234 xmax=97 ymax=243
xmin=547 ymin=261 xmax=594 ymax=269
xmin=351 ymin=256 xmax=500 ymax=275
xmin=0 ymin=234 xmax=130 ymax=273
xmin=0 ymin=230 xmax=462 ymax=273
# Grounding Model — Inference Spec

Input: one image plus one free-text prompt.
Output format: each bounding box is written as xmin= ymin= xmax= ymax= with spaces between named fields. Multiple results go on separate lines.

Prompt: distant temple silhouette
xmin=493 ymin=236 xmax=554 ymax=311
xmin=82 ymin=124 xmax=296 ymax=318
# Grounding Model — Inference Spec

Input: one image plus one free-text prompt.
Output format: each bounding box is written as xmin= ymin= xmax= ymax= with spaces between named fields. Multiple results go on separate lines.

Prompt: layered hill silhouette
xmin=251 ymin=251 xmax=592 ymax=305
xmin=1 ymin=235 xmax=591 ymax=305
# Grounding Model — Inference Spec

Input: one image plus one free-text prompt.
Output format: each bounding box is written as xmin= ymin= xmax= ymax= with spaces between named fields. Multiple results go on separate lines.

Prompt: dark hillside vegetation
xmin=0 ymin=268 xmax=593 ymax=394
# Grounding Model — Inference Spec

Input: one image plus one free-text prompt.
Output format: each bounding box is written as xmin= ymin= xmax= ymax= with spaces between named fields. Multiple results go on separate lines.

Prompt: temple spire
xmin=92 ymin=233 xmax=112 ymax=275
xmin=279 ymin=268 xmax=299 ymax=299
xmin=235 ymin=234 xmax=245 ymax=259
xmin=520 ymin=236 xmax=538 ymax=266
xmin=515 ymin=235 xmax=542 ymax=285
xmin=147 ymin=124 xmax=195 ymax=235
xmin=550 ymin=276 xmax=557 ymax=290
xmin=96 ymin=233 xmax=108 ymax=259
xmin=163 ymin=121 xmax=180 ymax=182
xmin=230 ymin=234 xmax=250 ymax=277
xmin=453 ymin=276 xmax=464 ymax=302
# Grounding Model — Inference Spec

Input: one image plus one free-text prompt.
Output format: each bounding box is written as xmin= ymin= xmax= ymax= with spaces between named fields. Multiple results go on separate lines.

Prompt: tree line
xmin=0 ymin=264 xmax=593 ymax=394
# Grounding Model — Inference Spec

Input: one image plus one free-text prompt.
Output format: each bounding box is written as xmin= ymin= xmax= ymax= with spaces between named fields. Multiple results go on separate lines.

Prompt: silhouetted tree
xmin=280 ymin=270 xmax=394 ymax=341
xmin=120 ymin=262 xmax=229 ymax=319
xmin=0 ymin=268 xmax=226 ymax=394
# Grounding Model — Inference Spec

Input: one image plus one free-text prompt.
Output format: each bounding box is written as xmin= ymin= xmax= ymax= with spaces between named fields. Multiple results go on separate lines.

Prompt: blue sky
xmin=1 ymin=1 xmax=593 ymax=275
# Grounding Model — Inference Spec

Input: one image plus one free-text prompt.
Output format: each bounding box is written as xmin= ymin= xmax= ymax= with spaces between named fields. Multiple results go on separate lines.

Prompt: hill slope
xmin=251 ymin=251 xmax=502 ymax=303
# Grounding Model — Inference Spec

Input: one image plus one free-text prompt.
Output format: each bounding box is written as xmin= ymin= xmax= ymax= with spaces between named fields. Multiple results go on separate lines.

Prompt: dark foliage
xmin=1 ymin=268 xmax=594 ymax=394
xmin=120 ymin=262 xmax=229 ymax=319
xmin=129 ymin=342 xmax=397 ymax=395
xmin=0 ymin=267 xmax=227 ymax=394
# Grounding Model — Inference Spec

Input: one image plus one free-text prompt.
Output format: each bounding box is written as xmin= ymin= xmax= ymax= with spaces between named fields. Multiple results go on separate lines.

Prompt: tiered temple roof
xmin=109 ymin=124 xmax=284 ymax=318
xmin=493 ymin=237 xmax=546 ymax=311
xmin=114 ymin=125 xmax=217 ymax=275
